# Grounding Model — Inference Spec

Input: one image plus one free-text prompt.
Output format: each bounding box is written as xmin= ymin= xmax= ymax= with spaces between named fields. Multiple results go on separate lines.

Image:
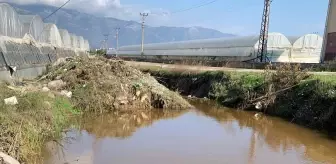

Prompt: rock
xmin=52 ymin=58 xmax=66 ymax=67
xmin=48 ymin=80 xmax=66 ymax=90
xmin=63 ymin=69 xmax=68 ymax=72
xmin=0 ymin=152 xmax=20 ymax=164
xmin=140 ymin=94 xmax=149 ymax=103
xmin=141 ymin=112 xmax=149 ymax=120
xmin=119 ymin=100 xmax=128 ymax=105
xmin=42 ymin=87 xmax=50 ymax=92
xmin=117 ymin=96 xmax=128 ymax=101
xmin=4 ymin=96 xmax=18 ymax=105
xmin=55 ymin=75 xmax=62 ymax=80
xmin=44 ymin=101 xmax=52 ymax=109
xmin=48 ymin=92 xmax=55 ymax=99
xmin=136 ymin=90 xmax=141 ymax=97
xmin=60 ymin=90 xmax=72 ymax=98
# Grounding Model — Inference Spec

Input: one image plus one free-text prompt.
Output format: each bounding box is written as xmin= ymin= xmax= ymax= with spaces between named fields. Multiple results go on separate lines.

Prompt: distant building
xmin=322 ymin=0 xmax=336 ymax=62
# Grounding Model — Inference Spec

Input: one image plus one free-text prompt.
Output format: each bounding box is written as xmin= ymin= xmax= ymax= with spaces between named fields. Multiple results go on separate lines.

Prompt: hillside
xmin=10 ymin=3 xmax=235 ymax=48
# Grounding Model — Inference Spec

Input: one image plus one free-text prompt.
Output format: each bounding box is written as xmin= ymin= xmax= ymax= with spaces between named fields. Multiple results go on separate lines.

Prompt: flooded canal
xmin=44 ymin=100 xmax=336 ymax=164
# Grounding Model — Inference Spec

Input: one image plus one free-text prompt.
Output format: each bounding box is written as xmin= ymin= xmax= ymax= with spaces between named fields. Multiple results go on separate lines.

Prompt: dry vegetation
xmin=41 ymin=56 xmax=191 ymax=112
xmin=0 ymin=84 xmax=78 ymax=163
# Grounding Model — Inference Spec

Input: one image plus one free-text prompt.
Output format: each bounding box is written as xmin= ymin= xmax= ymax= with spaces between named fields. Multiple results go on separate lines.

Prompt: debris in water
xmin=141 ymin=112 xmax=149 ymax=120
xmin=255 ymin=102 xmax=263 ymax=110
xmin=254 ymin=113 xmax=263 ymax=120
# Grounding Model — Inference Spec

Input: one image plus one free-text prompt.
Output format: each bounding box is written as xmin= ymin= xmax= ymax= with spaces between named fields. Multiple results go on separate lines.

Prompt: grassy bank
xmin=145 ymin=64 xmax=336 ymax=135
xmin=0 ymin=83 xmax=80 ymax=163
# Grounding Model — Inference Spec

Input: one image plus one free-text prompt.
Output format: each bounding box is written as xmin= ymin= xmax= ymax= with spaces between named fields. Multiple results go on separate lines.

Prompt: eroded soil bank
xmin=144 ymin=64 xmax=336 ymax=136
xmin=0 ymin=57 xmax=191 ymax=164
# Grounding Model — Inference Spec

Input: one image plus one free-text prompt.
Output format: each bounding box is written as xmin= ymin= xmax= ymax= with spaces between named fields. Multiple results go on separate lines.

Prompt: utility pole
xmin=115 ymin=27 xmax=120 ymax=57
xmin=115 ymin=27 xmax=120 ymax=50
xmin=140 ymin=12 xmax=149 ymax=55
xmin=257 ymin=0 xmax=272 ymax=63
xmin=103 ymin=34 xmax=110 ymax=55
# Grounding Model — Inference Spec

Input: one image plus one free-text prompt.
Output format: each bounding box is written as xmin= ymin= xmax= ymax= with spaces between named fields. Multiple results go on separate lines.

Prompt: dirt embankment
xmin=41 ymin=57 xmax=191 ymax=112
xmin=145 ymin=64 xmax=336 ymax=135
xmin=0 ymin=57 xmax=191 ymax=164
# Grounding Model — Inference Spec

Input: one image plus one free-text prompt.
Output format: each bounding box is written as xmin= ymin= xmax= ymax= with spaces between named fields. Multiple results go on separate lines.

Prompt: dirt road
xmin=125 ymin=61 xmax=336 ymax=76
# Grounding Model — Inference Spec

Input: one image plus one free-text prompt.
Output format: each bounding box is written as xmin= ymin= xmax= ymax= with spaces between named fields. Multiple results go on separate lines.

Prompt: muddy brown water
xmin=43 ymin=100 xmax=336 ymax=164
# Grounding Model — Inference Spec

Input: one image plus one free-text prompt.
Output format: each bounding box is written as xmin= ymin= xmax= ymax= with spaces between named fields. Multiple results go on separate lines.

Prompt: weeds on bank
xmin=209 ymin=63 xmax=310 ymax=110
xmin=0 ymin=84 xmax=79 ymax=163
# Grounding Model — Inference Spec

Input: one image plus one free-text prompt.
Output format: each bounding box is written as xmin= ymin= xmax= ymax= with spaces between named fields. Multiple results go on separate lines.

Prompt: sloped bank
xmin=0 ymin=57 xmax=191 ymax=164
xmin=144 ymin=65 xmax=336 ymax=136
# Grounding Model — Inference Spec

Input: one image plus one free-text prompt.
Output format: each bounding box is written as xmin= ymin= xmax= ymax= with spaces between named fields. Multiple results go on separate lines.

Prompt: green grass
xmin=311 ymin=74 xmax=336 ymax=84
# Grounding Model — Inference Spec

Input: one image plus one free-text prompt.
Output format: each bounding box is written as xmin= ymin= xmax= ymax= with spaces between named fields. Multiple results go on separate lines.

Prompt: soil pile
xmin=41 ymin=56 xmax=191 ymax=112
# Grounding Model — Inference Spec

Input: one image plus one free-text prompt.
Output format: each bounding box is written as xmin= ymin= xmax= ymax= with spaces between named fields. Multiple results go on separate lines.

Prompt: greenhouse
xmin=289 ymin=34 xmax=323 ymax=63
xmin=40 ymin=23 xmax=63 ymax=47
xmin=84 ymin=40 xmax=90 ymax=51
xmin=117 ymin=32 xmax=292 ymax=61
xmin=18 ymin=15 xmax=44 ymax=42
xmin=78 ymin=36 xmax=85 ymax=50
xmin=59 ymin=29 xmax=71 ymax=48
xmin=0 ymin=3 xmax=23 ymax=38
xmin=70 ymin=34 xmax=78 ymax=48
xmin=0 ymin=36 xmax=51 ymax=67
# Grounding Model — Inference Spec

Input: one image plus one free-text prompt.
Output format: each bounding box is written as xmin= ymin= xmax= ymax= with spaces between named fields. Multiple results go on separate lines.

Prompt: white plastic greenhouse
xmin=78 ymin=36 xmax=85 ymax=50
xmin=18 ymin=15 xmax=44 ymax=42
xmin=117 ymin=32 xmax=292 ymax=61
xmin=289 ymin=34 xmax=323 ymax=63
xmin=70 ymin=34 xmax=78 ymax=49
xmin=40 ymin=23 xmax=63 ymax=47
xmin=0 ymin=3 xmax=23 ymax=38
xmin=59 ymin=29 xmax=71 ymax=48
xmin=84 ymin=40 xmax=90 ymax=51
xmin=0 ymin=2 xmax=90 ymax=74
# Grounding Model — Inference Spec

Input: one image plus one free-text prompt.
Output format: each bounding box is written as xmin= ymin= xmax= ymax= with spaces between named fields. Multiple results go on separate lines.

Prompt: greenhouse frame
xmin=0 ymin=3 xmax=23 ymax=38
xmin=18 ymin=15 xmax=44 ymax=42
xmin=59 ymin=29 xmax=72 ymax=48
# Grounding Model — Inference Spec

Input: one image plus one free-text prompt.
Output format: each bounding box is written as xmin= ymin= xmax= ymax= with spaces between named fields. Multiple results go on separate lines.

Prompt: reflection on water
xmin=44 ymin=101 xmax=336 ymax=164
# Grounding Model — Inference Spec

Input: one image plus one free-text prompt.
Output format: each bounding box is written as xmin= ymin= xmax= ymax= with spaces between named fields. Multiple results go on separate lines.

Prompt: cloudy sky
xmin=1 ymin=0 xmax=330 ymax=35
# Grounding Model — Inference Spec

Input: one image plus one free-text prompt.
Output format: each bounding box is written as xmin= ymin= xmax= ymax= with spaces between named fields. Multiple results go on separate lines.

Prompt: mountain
xmin=11 ymin=3 xmax=235 ymax=49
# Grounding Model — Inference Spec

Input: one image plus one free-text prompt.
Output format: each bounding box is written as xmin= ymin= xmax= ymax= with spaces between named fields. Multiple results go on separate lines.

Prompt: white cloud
xmin=0 ymin=0 xmax=240 ymax=34
xmin=0 ymin=0 xmax=122 ymax=15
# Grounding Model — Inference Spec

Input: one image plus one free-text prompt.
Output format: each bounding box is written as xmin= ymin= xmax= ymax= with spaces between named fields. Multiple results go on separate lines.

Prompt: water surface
xmin=44 ymin=101 xmax=336 ymax=164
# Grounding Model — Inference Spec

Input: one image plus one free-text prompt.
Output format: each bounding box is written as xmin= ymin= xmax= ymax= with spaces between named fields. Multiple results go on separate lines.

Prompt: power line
xmin=171 ymin=0 xmax=219 ymax=14
xmin=37 ymin=0 xmax=71 ymax=42
xmin=43 ymin=0 xmax=71 ymax=21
